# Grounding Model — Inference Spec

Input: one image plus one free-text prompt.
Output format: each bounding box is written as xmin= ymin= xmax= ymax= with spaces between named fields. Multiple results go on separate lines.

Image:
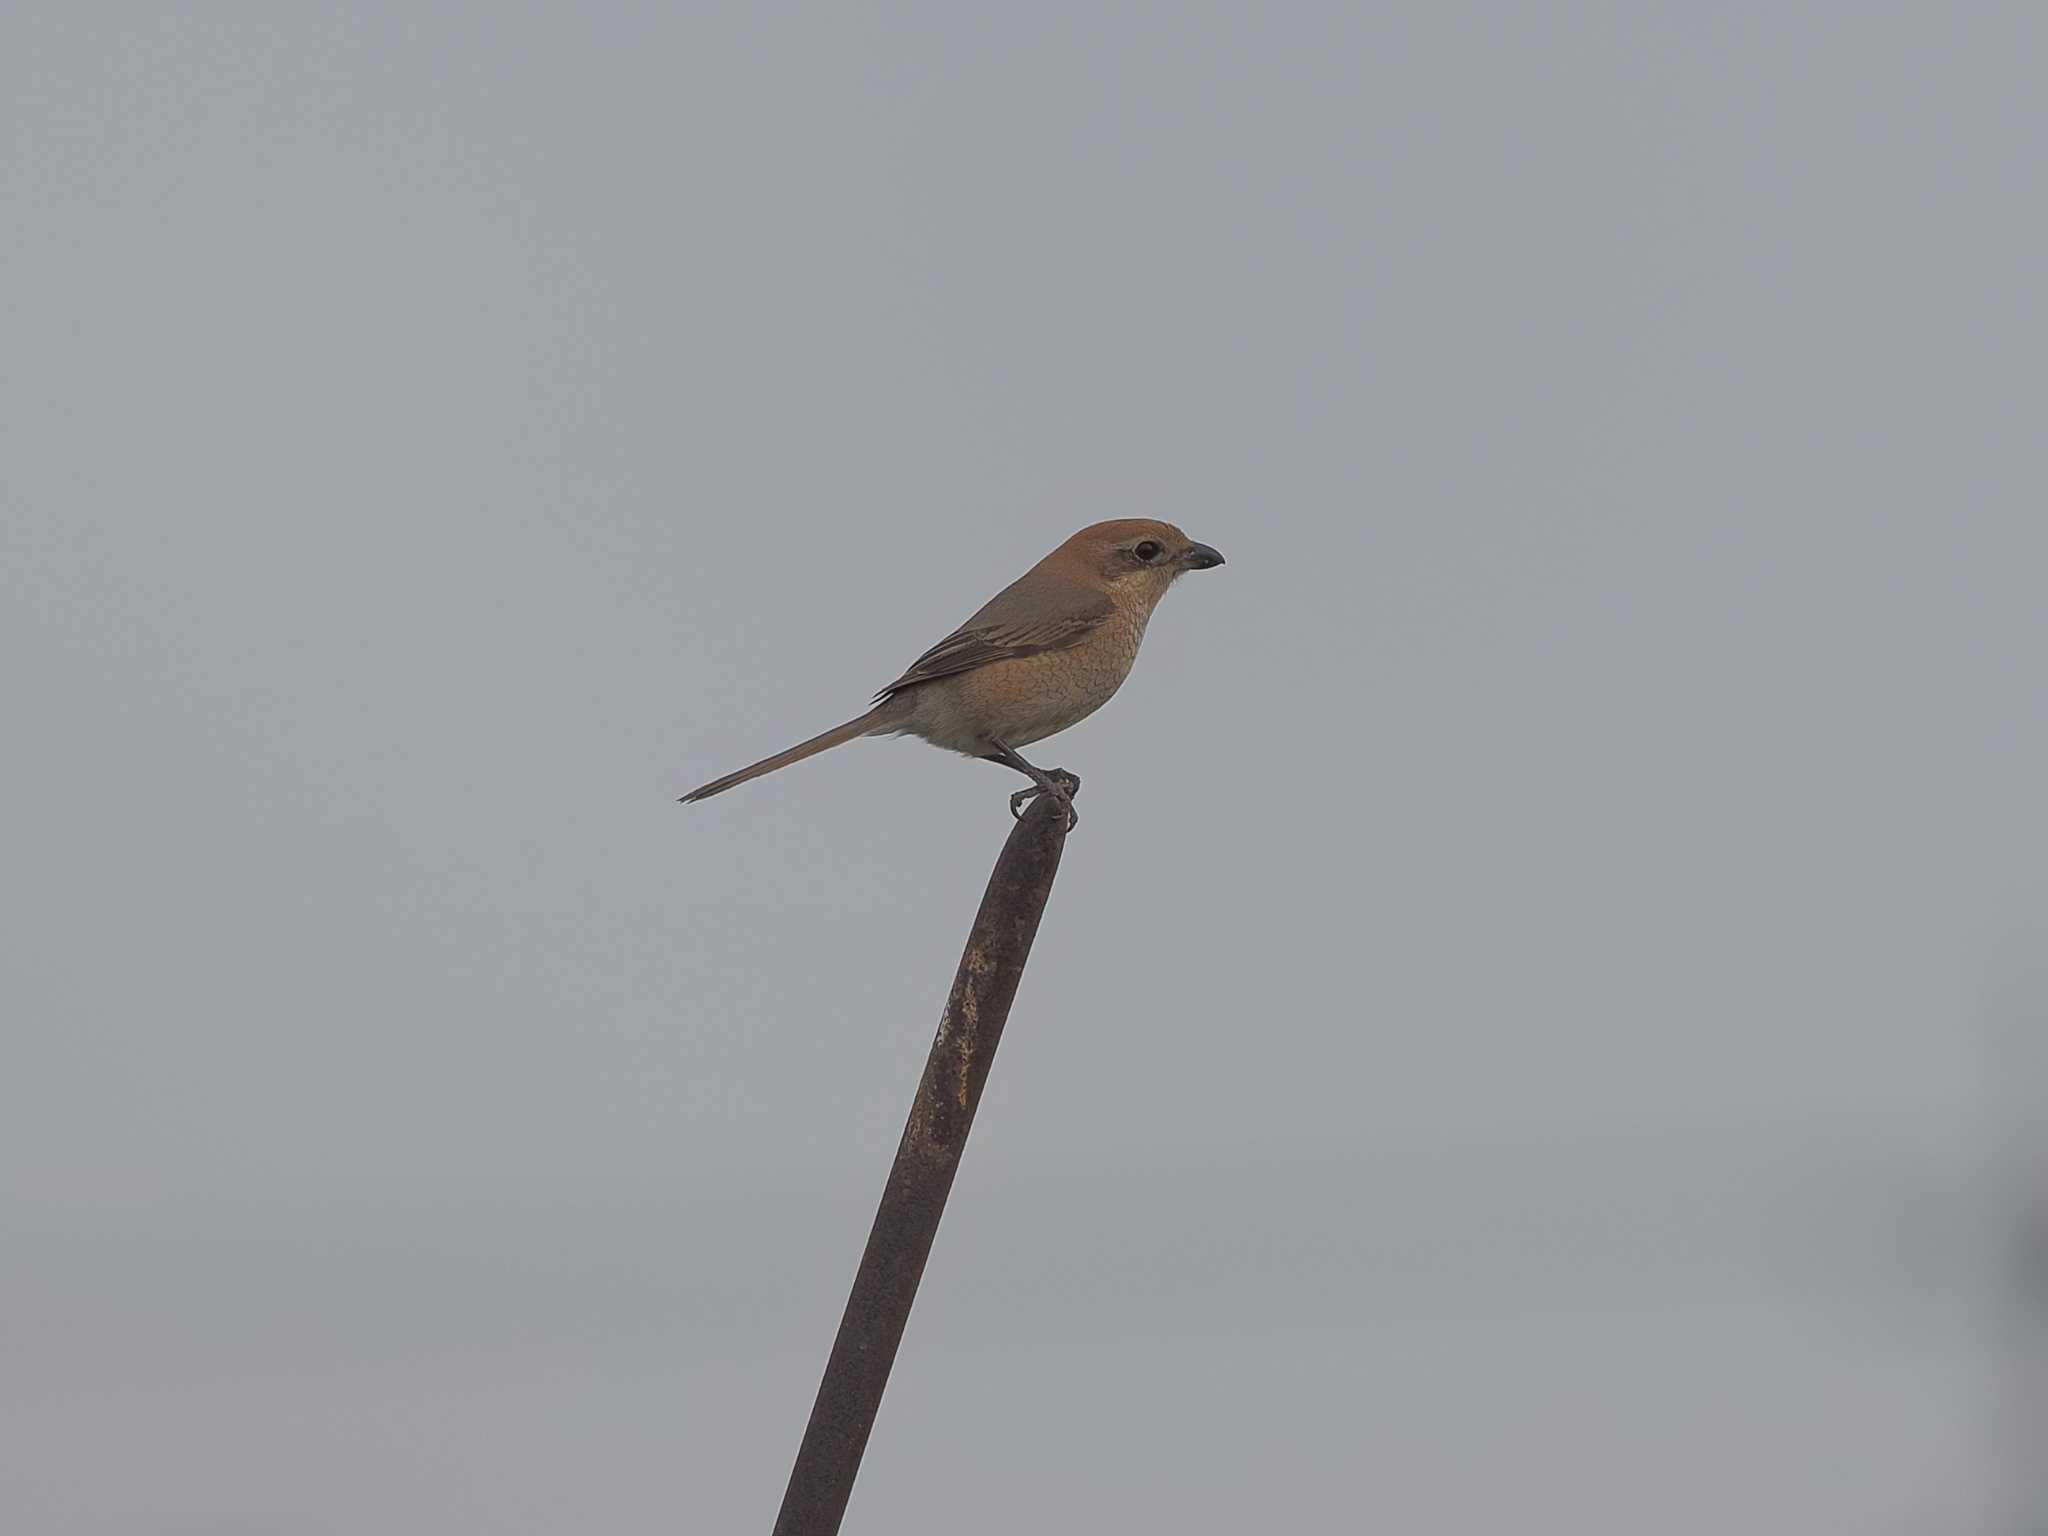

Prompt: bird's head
xmin=1059 ymin=519 xmax=1225 ymax=601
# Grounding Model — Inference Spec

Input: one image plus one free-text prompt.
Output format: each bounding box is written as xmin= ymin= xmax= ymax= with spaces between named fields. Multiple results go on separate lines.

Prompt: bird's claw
xmin=1009 ymin=770 xmax=1080 ymax=831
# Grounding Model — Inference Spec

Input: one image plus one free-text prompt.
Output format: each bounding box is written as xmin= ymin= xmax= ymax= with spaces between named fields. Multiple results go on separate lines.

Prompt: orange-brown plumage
xmin=679 ymin=519 xmax=1224 ymax=822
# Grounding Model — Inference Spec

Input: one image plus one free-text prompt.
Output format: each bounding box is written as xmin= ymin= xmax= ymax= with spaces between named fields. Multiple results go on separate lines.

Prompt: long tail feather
xmin=678 ymin=706 xmax=894 ymax=804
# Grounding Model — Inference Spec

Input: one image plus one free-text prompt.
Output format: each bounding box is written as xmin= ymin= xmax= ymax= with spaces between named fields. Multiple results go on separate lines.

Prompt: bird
xmin=679 ymin=519 xmax=1225 ymax=827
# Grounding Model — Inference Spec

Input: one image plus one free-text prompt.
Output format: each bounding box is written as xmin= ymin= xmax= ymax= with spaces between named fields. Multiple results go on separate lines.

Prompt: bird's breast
xmin=952 ymin=602 xmax=1152 ymax=749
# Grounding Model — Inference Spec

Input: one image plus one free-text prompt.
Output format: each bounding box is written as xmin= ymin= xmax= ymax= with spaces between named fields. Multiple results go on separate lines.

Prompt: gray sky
xmin=4 ymin=3 xmax=2044 ymax=1530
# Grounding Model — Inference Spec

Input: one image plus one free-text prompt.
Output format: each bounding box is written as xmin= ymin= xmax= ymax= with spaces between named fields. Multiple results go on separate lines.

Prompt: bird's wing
xmin=874 ymin=574 xmax=1112 ymax=702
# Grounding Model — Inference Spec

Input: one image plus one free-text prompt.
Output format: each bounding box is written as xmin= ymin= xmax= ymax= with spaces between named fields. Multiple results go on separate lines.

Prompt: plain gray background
xmin=4 ymin=3 xmax=2044 ymax=1530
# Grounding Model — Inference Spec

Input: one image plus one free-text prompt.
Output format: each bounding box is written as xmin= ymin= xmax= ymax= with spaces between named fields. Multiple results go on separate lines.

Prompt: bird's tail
xmin=678 ymin=704 xmax=898 ymax=804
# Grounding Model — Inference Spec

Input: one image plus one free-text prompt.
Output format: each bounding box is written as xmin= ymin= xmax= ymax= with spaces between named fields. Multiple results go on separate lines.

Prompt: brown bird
xmin=679 ymin=519 xmax=1225 ymax=826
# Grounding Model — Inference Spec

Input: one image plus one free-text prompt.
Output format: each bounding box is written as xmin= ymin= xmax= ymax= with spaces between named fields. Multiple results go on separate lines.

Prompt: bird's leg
xmin=982 ymin=740 xmax=1080 ymax=830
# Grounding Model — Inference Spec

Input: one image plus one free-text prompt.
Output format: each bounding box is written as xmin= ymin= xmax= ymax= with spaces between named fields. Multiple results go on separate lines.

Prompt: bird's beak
xmin=1180 ymin=542 xmax=1225 ymax=571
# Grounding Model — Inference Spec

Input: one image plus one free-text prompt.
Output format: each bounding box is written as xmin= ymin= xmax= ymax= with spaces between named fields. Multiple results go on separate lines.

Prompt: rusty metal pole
xmin=771 ymin=780 xmax=1077 ymax=1536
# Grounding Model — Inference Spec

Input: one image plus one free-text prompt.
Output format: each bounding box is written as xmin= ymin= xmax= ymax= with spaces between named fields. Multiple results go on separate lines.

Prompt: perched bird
xmin=679 ymin=519 xmax=1225 ymax=826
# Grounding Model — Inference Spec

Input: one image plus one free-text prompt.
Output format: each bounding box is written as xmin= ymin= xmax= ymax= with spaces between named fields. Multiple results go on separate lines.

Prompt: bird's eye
xmin=1133 ymin=540 xmax=1162 ymax=562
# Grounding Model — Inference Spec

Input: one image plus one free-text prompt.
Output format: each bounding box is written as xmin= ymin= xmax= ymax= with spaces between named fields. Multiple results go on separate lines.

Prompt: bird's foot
xmin=1009 ymin=769 xmax=1080 ymax=830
